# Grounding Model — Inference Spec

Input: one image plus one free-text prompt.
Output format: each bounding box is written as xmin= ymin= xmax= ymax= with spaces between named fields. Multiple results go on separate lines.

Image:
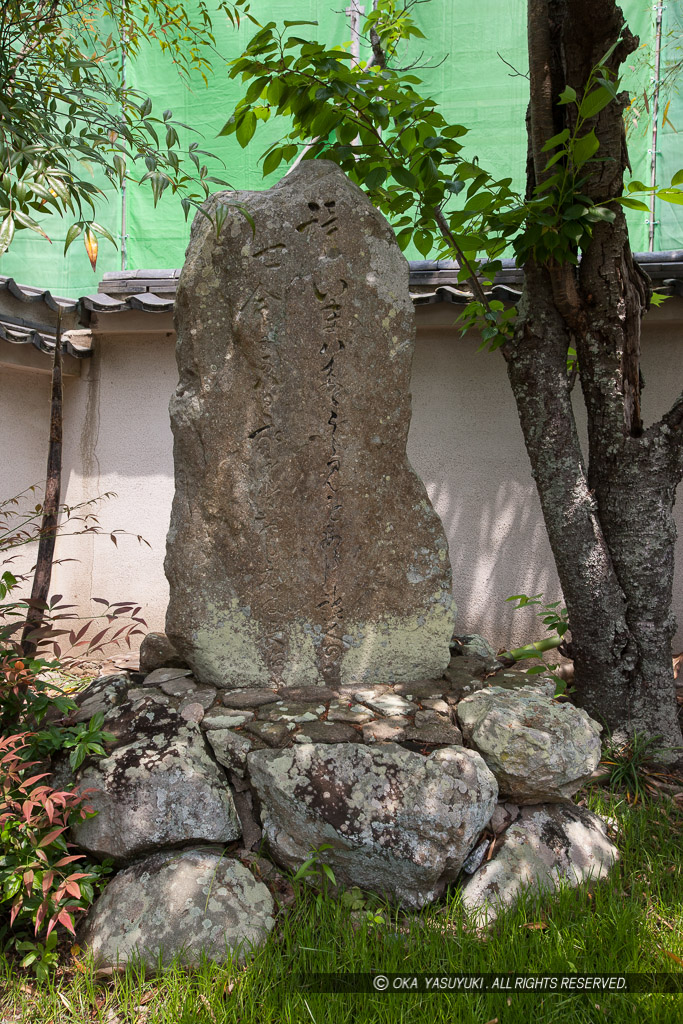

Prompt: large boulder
xmin=248 ymin=742 xmax=497 ymax=908
xmin=165 ymin=159 xmax=455 ymax=690
xmin=65 ymin=693 xmax=240 ymax=862
xmin=456 ymin=686 xmax=602 ymax=802
xmin=461 ymin=803 xmax=619 ymax=924
xmin=80 ymin=849 xmax=275 ymax=969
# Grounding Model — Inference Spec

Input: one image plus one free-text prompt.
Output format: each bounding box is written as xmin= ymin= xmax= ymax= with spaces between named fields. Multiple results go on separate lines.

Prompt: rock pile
xmin=59 ymin=640 xmax=616 ymax=967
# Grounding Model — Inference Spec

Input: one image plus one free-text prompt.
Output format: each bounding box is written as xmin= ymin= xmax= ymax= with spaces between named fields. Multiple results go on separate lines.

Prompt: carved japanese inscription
xmin=165 ymin=160 xmax=456 ymax=689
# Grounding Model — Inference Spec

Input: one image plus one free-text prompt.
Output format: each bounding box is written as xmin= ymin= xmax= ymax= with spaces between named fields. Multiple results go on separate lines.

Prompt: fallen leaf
xmin=663 ymin=950 xmax=683 ymax=967
xmin=57 ymin=994 xmax=74 ymax=1013
xmin=523 ymin=922 xmax=547 ymax=930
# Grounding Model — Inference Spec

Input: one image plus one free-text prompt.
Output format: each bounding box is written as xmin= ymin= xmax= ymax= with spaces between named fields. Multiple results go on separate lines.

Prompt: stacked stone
xmin=63 ymin=637 xmax=615 ymax=966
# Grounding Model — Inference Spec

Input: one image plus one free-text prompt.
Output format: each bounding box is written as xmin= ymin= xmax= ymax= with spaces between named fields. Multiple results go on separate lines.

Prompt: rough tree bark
xmin=21 ymin=311 xmax=63 ymax=659
xmin=503 ymin=0 xmax=683 ymax=759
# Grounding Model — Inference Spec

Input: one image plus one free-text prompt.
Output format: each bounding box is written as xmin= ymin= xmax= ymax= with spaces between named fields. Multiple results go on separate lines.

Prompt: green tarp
xmin=2 ymin=0 xmax=680 ymax=297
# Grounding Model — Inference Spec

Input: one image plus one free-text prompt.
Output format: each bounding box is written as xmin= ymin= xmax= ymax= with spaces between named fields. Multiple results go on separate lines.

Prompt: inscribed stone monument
xmin=165 ymin=160 xmax=456 ymax=688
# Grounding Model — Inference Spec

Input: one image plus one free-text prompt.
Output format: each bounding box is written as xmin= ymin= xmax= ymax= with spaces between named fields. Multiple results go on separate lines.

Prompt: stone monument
xmin=165 ymin=160 xmax=456 ymax=689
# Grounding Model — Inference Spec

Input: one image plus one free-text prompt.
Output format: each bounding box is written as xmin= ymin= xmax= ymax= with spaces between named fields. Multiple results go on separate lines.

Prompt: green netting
xmin=0 ymin=0 xmax=679 ymax=297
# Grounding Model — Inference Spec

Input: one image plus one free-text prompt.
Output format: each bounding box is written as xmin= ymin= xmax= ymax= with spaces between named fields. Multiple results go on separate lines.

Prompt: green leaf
xmin=615 ymin=196 xmax=650 ymax=212
xmin=656 ymin=188 xmax=683 ymax=206
xmin=541 ymin=129 xmax=570 ymax=153
xmin=579 ymin=85 xmax=613 ymax=119
xmin=392 ymin=166 xmax=417 ymax=189
xmin=262 ymin=148 xmax=283 ymax=176
xmin=363 ymin=166 xmax=387 ymax=191
xmin=626 ymin=180 xmax=648 ymax=193
xmin=671 ymin=169 xmax=683 ymax=187
xmin=63 ymin=223 xmax=82 ymax=254
xmin=571 ymin=130 xmax=599 ymax=168
xmin=558 ymin=85 xmax=577 ymax=105
xmin=235 ymin=110 xmax=257 ymax=148
xmin=584 ymin=205 xmax=616 ymax=223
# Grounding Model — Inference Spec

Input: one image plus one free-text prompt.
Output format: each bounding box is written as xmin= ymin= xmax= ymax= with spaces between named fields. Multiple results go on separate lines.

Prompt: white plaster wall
xmin=1 ymin=302 xmax=681 ymax=658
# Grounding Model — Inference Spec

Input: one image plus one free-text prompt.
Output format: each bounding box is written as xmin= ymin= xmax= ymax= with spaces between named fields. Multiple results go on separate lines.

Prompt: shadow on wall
xmin=407 ymin=329 xmax=568 ymax=653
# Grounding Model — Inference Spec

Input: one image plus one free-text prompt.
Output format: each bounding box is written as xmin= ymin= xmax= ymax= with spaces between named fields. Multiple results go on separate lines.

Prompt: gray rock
xmin=204 ymin=728 xmax=256 ymax=777
xmin=66 ymin=703 xmax=241 ymax=862
xmin=244 ymin=720 xmax=293 ymax=748
xmin=143 ymin=667 xmax=193 ymax=688
xmin=66 ymin=674 xmax=131 ymax=724
xmin=361 ymin=718 xmax=408 ymax=744
xmin=420 ymin=698 xmax=451 ymax=715
xmin=277 ymin=685 xmax=337 ymax=704
xmin=294 ymin=721 xmax=359 ymax=744
xmin=454 ymin=634 xmax=497 ymax=660
xmin=461 ymin=803 xmax=619 ymax=924
xmin=222 ymin=689 xmax=280 ymax=709
xmin=489 ymin=802 xmax=520 ymax=834
xmin=444 ymin=655 xmax=489 ymax=683
xmin=180 ymin=702 xmax=205 ymax=724
xmin=393 ymin=680 xmax=449 ymax=699
xmin=266 ymin=702 xmax=325 ymax=723
xmin=462 ymin=839 xmax=490 ymax=875
xmin=179 ymin=687 xmax=216 ymax=712
xmin=491 ymin=671 xmax=556 ymax=697
xmin=405 ymin=721 xmax=463 ymax=746
xmin=138 ymin=632 xmax=188 ymax=674
xmin=80 ymin=849 xmax=274 ymax=969
xmin=202 ymin=711 xmax=255 ymax=729
xmin=165 ymin=160 xmax=456 ymax=690
xmin=159 ymin=677 xmax=197 ymax=697
xmin=457 ymin=686 xmax=603 ymax=803
xmin=326 ymin=701 xmax=374 ymax=724
xmin=248 ymin=742 xmax=497 ymax=908
xmin=356 ymin=692 xmax=416 ymax=717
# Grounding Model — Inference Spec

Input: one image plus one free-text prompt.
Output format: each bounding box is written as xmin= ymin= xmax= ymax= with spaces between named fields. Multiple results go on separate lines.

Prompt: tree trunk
xmin=505 ymin=0 xmax=683 ymax=760
xmin=21 ymin=312 xmax=63 ymax=659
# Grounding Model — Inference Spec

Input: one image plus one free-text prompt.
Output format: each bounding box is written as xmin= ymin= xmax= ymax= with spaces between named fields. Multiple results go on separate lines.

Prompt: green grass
xmin=1 ymin=786 xmax=682 ymax=1024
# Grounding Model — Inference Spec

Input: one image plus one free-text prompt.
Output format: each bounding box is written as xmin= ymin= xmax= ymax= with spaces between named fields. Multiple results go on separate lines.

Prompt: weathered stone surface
xmin=420 ymin=698 xmax=451 ymax=715
xmin=65 ymin=699 xmax=241 ymax=862
xmin=393 ymin=679 xmax=448 ymax=700
xmin=267 ymin=702 xmax=325 ymax=723
xmin=326 ymin=701 xmax=374 ymax=724
xmin=456 ymin=686 xmax=602 ymax=803
xmin=244 ymin=720 xmax=293 ymax=747
xmin=248 ymin=743 xmax=497 ymax=908
xmin=179 ymin=687 xmax=216 ymax=712
xmin=356 ymin=692 xmax=416 ymax=717
xmin=165 ymin=160 xmax=455 ymax=690
xmin=203 ymin=711 xmax=255 ymax=729
xmin=66 ymin=673 xmax=131 ymax=724
xmin=277 ymin=685 xmax=338 ymax=704
xmin=405 ymin=721 xmax=463 ymax=746
xmin=222 ymin=689 xmax=280 ymax=709
xmin=180 ymin=702 xmax=204 ymax=724
xmin=453 ymin=634 xmax=497 ymax=660
xmin=461 ymin=803 xmax=619 ymax=923
xmin=489 ymin=802 xmax=521 ymax=834
xmin=204 ymin=728 xmax=256 ymax=776
xmin=139 ymin=632 xmax=188 ymax=674
xmin=361 ymin=719 xmax=408 ymax=744
xmin=80 ymin=849 xmax=274 ymax=968
xmin=143 ymin=667 xmax=193 ymax=688
xmin=293 ymin=721 xmax=359 ymax=744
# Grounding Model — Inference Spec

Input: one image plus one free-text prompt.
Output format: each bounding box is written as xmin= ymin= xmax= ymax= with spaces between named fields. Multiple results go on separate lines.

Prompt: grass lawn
xmin=1 ymin=784 xmax=682 ymax=1024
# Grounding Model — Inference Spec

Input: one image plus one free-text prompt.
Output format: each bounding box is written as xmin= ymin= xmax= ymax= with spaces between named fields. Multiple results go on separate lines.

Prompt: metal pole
xmin=648 ymin=0 xmax=664 ymax=252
